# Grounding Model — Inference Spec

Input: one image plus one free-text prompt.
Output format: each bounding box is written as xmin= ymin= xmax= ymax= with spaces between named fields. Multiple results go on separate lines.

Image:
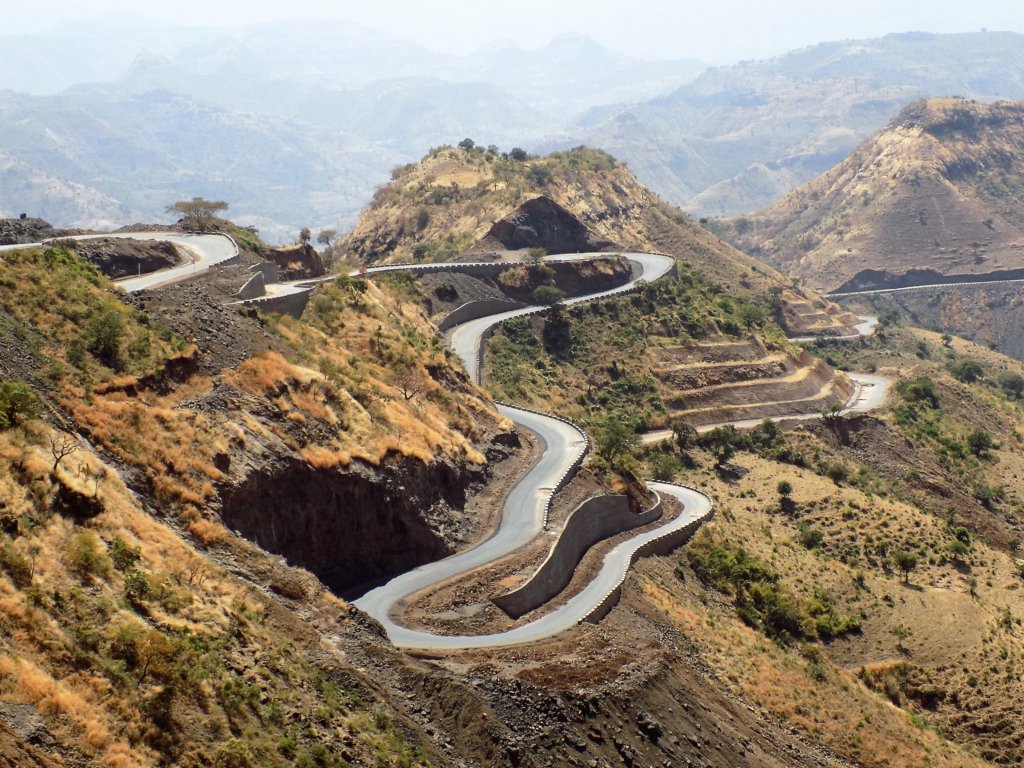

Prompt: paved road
xmin=447 ymin=252 xmax=675 ymax=382
xmin=353 ymin=252 xmax=894 ymax=649
xmin=354 ymin=251 xmax=681 ymax=649
xmin=788 ymin=314 xmax=878 ymax=344
xmin=354 ymin=482 xmax=710 ymax=649
xmin=826 ymin=278 xmax=1024 ymax=298
xmin=0 ymin=231 xmax=238 ymax=293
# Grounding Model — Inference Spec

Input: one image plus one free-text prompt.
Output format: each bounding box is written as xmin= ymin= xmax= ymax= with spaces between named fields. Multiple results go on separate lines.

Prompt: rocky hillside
xmin=0 ymin=236 xmax=524 ymax=765
xmin=343 ymin=145 xmax=796 ymax=292
xmin=565 ymin=32 xmax=1024 ymax=217
xmin=722 ymin=99 xmax=1024 ymax=293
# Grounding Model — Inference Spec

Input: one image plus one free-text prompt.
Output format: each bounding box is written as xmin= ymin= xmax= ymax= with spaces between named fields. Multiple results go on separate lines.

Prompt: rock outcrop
xmin=72 ymin=237 xmax=180 ymax=278
xmin=483 ymin=196 xmax=615 ymax=253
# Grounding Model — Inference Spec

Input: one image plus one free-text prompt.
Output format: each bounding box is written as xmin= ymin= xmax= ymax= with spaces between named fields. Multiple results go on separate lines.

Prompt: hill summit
xmin=726 ymin=98 xmax=1024 ymax=293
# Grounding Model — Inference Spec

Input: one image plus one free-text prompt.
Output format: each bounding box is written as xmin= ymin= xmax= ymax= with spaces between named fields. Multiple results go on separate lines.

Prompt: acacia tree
xmin=165 ymin=197 xmax=229 ymax=231
xmin=894 ymin=551 xmax=918 ymax=584
xmin=316 ymin=229 xmax=337 ymax=247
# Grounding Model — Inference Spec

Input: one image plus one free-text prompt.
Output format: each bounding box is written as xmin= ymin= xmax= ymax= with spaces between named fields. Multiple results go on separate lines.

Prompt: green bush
xmin=531 ymin=285 xmax=565 ymax=306
xmin=798 ymin=524 xmax=825 ymax=550
xmin=967 ymin=428 xmax=995 ymax=457
xmin=86 ymin=310 xmax=125 ymax=370
xmin=898 ymin=376 xmax=940 ymax=408
xmin=998 ymin=371 xmax=1024 ymax=399
xmin=109 ymin=537 xmax=141 ymax=572
xmin=0 ymin=380 xmax=41 ymax=428
xmin=950 ymin=359 xmax=984 ymax=384
xmin=67 ymin=531 xmax=112 ymax=580
xmin=214 ymin=739 xmax=253 ymax=768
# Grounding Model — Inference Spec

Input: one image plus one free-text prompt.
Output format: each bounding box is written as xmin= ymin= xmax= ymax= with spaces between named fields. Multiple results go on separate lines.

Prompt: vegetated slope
xmin=722 ymin=98 xmax=1024 ymax=293
xmin=340 ymin=144 xmax=861 ymax=432
xmin=639 ymin=321 xmax=1024 ymax=768
xmin=0 ymin=238 xmax=523 ymax=766
xmin=565 ymin=31 xmax=1024 ymax=216
xmin=344 ymin=147 xmax=1024 ymax=766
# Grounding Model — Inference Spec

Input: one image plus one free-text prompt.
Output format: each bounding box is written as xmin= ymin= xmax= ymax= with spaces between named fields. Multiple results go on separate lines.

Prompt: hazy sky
xmin=7 ymin=0 xmax=1024 ymax=63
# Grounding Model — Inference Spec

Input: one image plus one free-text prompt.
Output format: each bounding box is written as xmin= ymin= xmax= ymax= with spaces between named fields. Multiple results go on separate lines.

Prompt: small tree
xmin=890 ymin=623 xmax=911 ymax=653
xmin=893 ymin=551 xmax=918 ymax=584
xmin=509 ymin=147 xmax=528 ymax=161
xmin=316 ymin=229 xmax=337 ymax=247
xmin=299 ymin=227 xmax=312 ymax=245
xmin=776 ymin=480 xmax=794 ymax=515
xmin=998 ymin=371 xmax=1024 ymax=399
xmin=526 ymin=247 xmax=546 ymax=267
xmin=703 ymin=426 xmax=738 ymax=468
xmin=87 ymin=310 xmax=125 ymax=370
xmin=165 ymin=197 xmax=228 ymax=231
xmin=967 ymin=428 xmax=995 ymax=457
xmin=672 ymin=419 xmax=698 ymax=451
xmin=458 ymin=138 xmax=475 ymax=150
xmin=49 ymin=433 xmax=79 ymax=473
xmin=595 ymin=414 xmax=639 ymax=465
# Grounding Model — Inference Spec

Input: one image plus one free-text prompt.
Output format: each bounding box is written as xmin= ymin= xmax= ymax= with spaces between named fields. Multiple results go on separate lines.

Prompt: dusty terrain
xmin=723 ymin=99 xmax=1024 ymax=293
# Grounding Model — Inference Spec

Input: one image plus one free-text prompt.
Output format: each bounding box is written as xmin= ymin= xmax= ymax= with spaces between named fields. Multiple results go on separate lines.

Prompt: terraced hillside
xmin=653 ymin=340 xmax=852 ymax=428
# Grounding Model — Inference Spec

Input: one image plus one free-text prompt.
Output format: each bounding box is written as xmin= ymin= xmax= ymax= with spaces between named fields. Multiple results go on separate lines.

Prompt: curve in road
xmin=353 ymin=252 xmax=889 ymax=650
xmin=0 ymin=231 xmax=239 ymax=292
xmin=354 ymin=252 xmax=686 ymax=649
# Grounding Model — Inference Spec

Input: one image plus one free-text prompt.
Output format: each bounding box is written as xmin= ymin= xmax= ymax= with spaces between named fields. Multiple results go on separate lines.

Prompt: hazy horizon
xmin=5 ymin=0 xmax=1024 ymax=65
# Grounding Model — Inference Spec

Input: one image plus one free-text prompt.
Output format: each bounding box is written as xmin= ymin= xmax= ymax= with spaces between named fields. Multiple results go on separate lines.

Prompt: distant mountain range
xmin=4 ymin=24 xmax=1024 ymax=243
xmin=0 ymin=19 xmax=703 ymax=241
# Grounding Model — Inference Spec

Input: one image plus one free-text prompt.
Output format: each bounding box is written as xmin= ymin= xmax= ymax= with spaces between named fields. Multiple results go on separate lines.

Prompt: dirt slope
xmin=725 ymin=98 xmax=1024 ymax=293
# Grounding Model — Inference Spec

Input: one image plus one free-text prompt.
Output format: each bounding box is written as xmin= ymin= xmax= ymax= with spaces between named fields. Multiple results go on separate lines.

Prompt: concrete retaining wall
xmin=367 ymin=262 xmax=511 ymax=279
xmin=248 ymin=261 xmax=280 ymax=283
xmin=233 ymin=272 xmax=266 ymax=300
xmin=493 ymin=493 xmax=664 ymax=619
xmin=237 ymin=290 xmax=311 ymax=318
xmin=438 ymin=299 xmax=526 ymax=332
xmin=582 ymin=484 xmax=713 ymax=624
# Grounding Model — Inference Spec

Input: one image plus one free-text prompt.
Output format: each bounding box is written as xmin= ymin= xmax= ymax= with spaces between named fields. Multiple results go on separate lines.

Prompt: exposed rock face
xmin=0 ymin=216 xmax=57 ymax=245
xmin=219 ymin=453 xmax=485 ymax=594
xmin=485 ymin=196 xmax=615 ymax=253
xmin=72 ymin=238 xmax=180 ymax=278
xmin=266 ymin=243 xmax=326 ymax=280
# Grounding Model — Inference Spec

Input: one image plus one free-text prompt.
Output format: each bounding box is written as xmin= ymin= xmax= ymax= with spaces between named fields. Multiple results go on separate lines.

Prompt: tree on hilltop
xmin=299 ymin=227 xmax=312 ymax=245
xmin=165 ymin=197 xmax=229 ymax=232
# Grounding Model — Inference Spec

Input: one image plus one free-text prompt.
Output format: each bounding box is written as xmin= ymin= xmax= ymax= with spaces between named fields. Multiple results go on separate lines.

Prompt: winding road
xmin=351 ymin=252 xmax=889 ymax=650
xmin=6 ymin=233 xmax=888 ymax=649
